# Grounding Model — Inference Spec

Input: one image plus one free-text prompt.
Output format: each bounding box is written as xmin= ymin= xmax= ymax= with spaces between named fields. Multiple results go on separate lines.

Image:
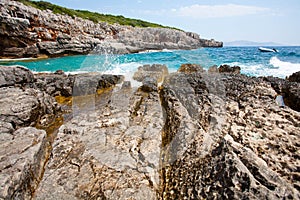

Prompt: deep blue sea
xmin=1 ymin=46 xmax=300 ymax=78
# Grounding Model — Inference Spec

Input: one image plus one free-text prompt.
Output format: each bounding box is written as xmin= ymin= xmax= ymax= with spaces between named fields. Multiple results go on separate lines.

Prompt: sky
xmin=43 ymin=0 xmax=300 ymax=45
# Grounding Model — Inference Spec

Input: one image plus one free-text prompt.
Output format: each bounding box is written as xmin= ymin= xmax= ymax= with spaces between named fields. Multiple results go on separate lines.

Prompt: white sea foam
xmin=225 ymin=57 xmax=300 ymax=78
xmin=269 ymin=56 xmax=300 ymax=77
xmin=32 ymin=70 xmax=90 ymax=75
xmin=138 ymin=49 xmax=174 ymax=54
xmin=102 ymin=62 xmax=143 ymax=88
xmin=102 ymin=62 xmax=141 ymax=74
xmin=0 ymin=57 xmax=37 ymax=62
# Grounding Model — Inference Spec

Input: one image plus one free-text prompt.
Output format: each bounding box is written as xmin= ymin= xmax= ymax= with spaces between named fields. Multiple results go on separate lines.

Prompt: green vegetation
xmin=16 ymin=0 xmax=180 ymax=30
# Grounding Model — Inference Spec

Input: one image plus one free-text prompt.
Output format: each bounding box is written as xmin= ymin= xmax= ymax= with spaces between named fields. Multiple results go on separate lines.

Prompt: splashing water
xmin=1 ymin=46 xmax=300 ymax=78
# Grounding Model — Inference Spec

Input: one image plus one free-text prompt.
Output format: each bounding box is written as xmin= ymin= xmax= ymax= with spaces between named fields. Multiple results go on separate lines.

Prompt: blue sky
xmin=44 ymin=0 xmax=300 ymax=45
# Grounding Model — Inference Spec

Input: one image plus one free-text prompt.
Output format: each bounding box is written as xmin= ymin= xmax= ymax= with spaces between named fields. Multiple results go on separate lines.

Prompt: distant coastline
xmin=224 ymin=40 xmax=285 ymax=47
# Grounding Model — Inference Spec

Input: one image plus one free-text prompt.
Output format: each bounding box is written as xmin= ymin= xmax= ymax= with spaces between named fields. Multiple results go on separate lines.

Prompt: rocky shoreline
xmin=0 ymin=64 xmax=299 ymax=199
xmin=0 ymin=0 xmax=222 ymax=59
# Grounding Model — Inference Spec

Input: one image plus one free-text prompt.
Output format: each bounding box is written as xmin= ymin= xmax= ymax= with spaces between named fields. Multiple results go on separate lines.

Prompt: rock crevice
xmin=0 ymin=65 xmax=299 ymax=199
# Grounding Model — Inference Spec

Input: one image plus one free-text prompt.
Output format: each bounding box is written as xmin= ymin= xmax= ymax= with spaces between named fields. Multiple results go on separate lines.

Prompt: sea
xmin=1 ymin=46 xmax=300 ymax=79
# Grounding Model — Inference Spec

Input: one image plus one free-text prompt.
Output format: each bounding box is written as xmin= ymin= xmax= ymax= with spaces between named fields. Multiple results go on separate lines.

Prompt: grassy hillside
xmin=16 ymin=0 xmax=180 ymax=30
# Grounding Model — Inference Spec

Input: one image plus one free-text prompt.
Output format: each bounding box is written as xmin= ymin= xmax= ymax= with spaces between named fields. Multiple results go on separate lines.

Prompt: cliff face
xmin=0 ymin=0 xmax=222 ymax=59
xmin=0 ymin=65 xmax=299 ymax=199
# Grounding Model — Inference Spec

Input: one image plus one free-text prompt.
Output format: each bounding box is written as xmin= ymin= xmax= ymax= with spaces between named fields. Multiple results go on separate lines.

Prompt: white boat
xmin=258 ymin=47 xmax=278 ymax=52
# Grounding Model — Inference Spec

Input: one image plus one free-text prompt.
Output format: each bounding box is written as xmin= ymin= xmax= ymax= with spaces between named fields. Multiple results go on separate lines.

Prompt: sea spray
xmin=2 ymin=46 xmax=300 ymax=78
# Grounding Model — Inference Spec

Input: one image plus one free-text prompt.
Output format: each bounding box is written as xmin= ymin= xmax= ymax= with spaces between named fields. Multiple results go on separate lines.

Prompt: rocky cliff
xmin=0 ymin=0 xmax=222 ymax=59
xmin=0 ymin=65 xmax=299 ymax=199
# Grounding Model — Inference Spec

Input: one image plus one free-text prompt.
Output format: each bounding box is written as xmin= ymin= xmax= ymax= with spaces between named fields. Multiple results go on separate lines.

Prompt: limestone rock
xmin=35 ymin=81 xmax=164 ymax=199
xmin=114 ymin=28 xmax=205 ymax=53
xmin=141 ymin=77 xmax=158 ymax=92
xmin=0 ymin=66 xmax=58 ymax=129
xmin=133 ymin=64 xmax=169 ymax=83
xmin=159 ymin=71 xmax=300 ymax=199
xmin=0 ymin=127 xmax=49 ymax=199
xmin=73 ymin=73 xmax=124 ymax=96
xmin=186 ymin=32 xmax=200 ymax=40
xmin=200 ymin=38 xmax=223 ymax=47
xmin=0 ymin=0 xmax=222 ymax=58
xmin=0 ymin=65 xmax=34 ymax=87
xmin=0 ymin=66 xmax=299 ymax=199
xmin=208 ymin=65 xmax=219 ymax=73
xmin=34 ymin=71 xmax=74 ymax=97
xmin=0 ymin=87 xmax=57 ymax=128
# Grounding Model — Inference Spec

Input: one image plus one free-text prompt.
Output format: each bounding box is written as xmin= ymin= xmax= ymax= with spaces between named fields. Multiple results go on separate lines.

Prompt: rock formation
xmin=288 ymin=71 xmax=300 ymax=83
xmin=160 ymin=67 xmax=300 ymax=199
xmin=0 ymin=64 xmax=299 ymax=199
xmin=0 ymin=0 xmax=222 ymax=59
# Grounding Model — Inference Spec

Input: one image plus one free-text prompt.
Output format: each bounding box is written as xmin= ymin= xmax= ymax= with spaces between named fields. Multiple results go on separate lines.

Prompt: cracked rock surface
xmin=0 ymin=65 xmax=299 ymax=199
xmin=35 ymin=80 xmax=164 ymax=199
xmin=160 ymin=72 xmax=300 ymax=199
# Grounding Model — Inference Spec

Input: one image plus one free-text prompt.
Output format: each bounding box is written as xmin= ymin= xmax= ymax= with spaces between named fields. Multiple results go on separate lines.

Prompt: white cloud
xmin=173 ymin=4 xmax=270 ymax=18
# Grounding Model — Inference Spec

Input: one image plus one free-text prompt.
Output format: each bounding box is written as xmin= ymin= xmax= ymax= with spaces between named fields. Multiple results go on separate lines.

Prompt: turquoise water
xmin=1 ymin=46 xmax=300 ymax=78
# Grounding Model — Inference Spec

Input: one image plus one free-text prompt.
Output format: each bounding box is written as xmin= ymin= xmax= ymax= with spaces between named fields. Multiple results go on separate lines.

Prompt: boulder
xmin=0 ymin=66 xmax=58 ymax=129
xmin=0 ymin=86 xmax=57 ymax=128
xmin=208 ymin=65 xmax=219 ymax=73
xmin=0 ymin=66 xmax=34 ymax=87
xmin=141 ymin=77 xmax=157 ymax=92
xmin=72 ymin=73 xmax=123 ymax=96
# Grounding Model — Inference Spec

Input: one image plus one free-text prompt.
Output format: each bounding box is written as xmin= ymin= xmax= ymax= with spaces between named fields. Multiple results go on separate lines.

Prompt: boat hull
xmin=258 ymin=47 xmax=278 ymax=52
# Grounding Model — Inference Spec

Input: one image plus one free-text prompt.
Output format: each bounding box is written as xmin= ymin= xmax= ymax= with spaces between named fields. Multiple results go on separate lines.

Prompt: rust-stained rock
xmin=35 ymin=80 xmax=163 ymax=199
xmin=0 ymin=0 xmax=222 ymax=58
xmin=0 ymin=65 xmax=299 ymax=199
xmin=178 ymin=63 xmax=205 ymax=74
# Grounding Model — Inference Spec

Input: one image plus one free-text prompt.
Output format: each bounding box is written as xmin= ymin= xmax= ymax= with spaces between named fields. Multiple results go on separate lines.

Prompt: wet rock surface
xmin=0 ymin=65 xmax=299 ymax=199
